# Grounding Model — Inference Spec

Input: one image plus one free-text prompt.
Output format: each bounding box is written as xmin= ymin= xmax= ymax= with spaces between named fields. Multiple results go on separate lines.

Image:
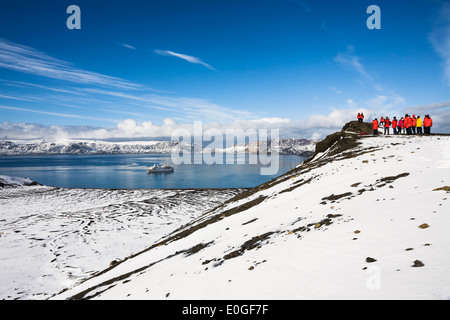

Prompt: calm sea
xmin=0 ymin=154 xmax=305 ymax=189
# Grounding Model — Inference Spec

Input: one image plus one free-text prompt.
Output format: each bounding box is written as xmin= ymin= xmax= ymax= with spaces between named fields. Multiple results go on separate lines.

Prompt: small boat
xmin=146 ymin=164 xmax=174 ymax=173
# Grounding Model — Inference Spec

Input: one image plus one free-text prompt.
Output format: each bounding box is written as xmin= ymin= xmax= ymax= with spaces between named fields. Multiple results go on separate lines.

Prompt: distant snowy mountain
xmin=216 ymin=138 xmax=316 ymax=157
xmin=0 ymin=140 xmax=201 ymax=155
xmin=0 ymin=138 xmax=316 ymax=156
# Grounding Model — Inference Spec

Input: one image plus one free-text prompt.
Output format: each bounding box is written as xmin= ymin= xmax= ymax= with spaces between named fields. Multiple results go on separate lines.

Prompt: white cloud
xmin=120 ymin=43 xmax=136 ymax=50
xmin=0 ymin=94 xmax=36 ymax=102
xmin=0 ymin=108 xmax=368 ymax=143
xmin=329 ymin=87 xmax=342 ymax=94
xmin=406 ymin=100 xmax=450 ymax=133
xmin=0 ymin=38 xmax=140 ymax=89
xmin=429 ymin=2 xmax=450 ymax=87
xmin=291 ymin=0 xmax=312 ymax=13
xmin=365 ymin=94 xmax=405 ymax=110
xmin=81 ymin=88 xmax=254 ymax=122
xmin=334 ymin=45 xmax=371 ymax=80
xmin=5 ymin=97 xmax=449 ymax=144
xmin=0 ymin=105 xmax=115 ymax=123
xmin=154 ymin=49 xmax=215 ymax=70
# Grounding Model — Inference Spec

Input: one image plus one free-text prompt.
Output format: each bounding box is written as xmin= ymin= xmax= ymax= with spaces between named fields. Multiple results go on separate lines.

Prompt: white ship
xmin=146 ymin=164 xmax=174 ymax=173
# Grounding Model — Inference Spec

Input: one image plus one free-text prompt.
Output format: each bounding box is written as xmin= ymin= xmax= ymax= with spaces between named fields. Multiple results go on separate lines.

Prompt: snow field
xmin=1 ymin=134 xmax=449 ymax=300
xmin=55 ymin=135 xmax=450 ymax=299
xmin=0 ymin=186 xmax=239 ymax=299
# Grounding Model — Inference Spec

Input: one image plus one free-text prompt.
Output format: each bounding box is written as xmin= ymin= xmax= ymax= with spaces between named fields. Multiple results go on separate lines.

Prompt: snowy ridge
xmin=0 ymin=140 xmax=201 ymax=155
xmin=0 ymin=138 xmax=315 ymax=156
xmin=52 ymin=125 xmax=450 ymax=300
xmin=215 ymin=138 xmax=316 ymax=157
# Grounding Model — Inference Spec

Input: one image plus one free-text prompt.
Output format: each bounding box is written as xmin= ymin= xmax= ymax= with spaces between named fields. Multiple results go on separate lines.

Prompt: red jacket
xmin=384 ymin=118 xmax=390 ymax=127
xmin=423 ymin=117 xmax=433 ymax=127
xmin=372 ymin=120 xmax=379 ymax=130
xmin=391 ymin=119 xmax=398 ymax=128
xmin=405 ymin=116 xmax=412 ymax=128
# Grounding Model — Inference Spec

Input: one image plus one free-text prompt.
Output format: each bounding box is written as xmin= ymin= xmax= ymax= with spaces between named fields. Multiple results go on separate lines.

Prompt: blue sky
xmin=0 ymin=0 xmax=449 ymax=141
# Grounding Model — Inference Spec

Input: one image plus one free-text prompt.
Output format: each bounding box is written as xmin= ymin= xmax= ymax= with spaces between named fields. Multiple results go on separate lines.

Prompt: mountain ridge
xmin=0 ymin=138 xmax=316 ymax=157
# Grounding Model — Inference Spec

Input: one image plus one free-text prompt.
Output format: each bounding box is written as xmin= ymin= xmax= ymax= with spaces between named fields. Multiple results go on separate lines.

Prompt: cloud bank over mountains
xmin=2 ymin=97 xmax=449 ymax=143
xmin=0 ymin=110 xmax=357 ymax=142
xmin=0 ymin=107 xmax=384 ymax=143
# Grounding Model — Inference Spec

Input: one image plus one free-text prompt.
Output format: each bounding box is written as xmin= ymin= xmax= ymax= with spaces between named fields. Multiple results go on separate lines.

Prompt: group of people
xmin=368 ymin=114 xmax=433 ymax=136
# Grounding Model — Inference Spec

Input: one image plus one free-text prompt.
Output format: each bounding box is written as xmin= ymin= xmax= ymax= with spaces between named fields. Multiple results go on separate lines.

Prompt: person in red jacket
xmin=412 ymin=115 xmax=417 ymax=134
xmin=423 ymin=115 xmax=433 ymax=134
xmin=404 ymin=114 xmax=412 ymax=135
xmin=372 ymin=118 xmax=379 ymax=136
xmin=398 ymin=117 xmax=405 ymax=134
xmin=357 ymin=113 xmax=365 ymax=123
xmin=391 ymin=117 xmax=398 ymax=135
xmin=384 ymin=117 xmax=391 ymax=135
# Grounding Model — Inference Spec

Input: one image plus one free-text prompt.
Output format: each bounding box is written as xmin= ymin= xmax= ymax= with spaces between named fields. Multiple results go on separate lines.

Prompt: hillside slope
xmin=0 ymin=181 xmax=240 ymax=299
xmin=54 ymin=124 xmax=450 ymax=300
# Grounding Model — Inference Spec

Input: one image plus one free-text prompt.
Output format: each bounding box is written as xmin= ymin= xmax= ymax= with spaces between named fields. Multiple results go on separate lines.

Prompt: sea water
xmin=0 ymin=154 xmax=305 ymax=189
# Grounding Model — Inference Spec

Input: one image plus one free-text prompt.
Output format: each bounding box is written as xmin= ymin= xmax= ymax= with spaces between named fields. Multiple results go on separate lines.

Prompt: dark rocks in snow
xmin=412 ymin=260 xmax=425 ymax=267
xmin=223 ymin=232 xmax=274 ymax=260
xmin=184 ymin=241 xmax=214 ymax=256
xmin=322 ymin=192 xmax=353 ymax=202
xmin=433 ymin=186 xmax=450 ymax=192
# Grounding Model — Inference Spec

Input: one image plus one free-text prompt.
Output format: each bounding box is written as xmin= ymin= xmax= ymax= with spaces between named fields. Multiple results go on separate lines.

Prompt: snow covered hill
xmin=0 ymin=183 xmax=241 ymax=300
xmin=52 ymin=123 xmax=450 ymax=300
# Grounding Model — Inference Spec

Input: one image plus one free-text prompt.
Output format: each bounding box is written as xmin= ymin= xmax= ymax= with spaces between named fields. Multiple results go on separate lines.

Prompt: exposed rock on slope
xmin=0 ymin=175 xmax=41 ymax=188
xmin=305 ymin=121 xmax=373 ymax=163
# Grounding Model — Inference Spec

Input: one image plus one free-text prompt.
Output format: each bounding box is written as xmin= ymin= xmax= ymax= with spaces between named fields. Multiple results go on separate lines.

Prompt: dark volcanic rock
xmin=412 ymin=260 xmax=424 ymax=267
xmin=342 ymin=121 xmax=373 ymax=134
xmin=305 ymin=121 xmax=374 ymax=164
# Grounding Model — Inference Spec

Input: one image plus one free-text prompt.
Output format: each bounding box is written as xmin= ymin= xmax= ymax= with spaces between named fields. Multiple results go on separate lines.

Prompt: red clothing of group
xmin=404 ymin=116 xmax=412 ymax=128
xmin=391 ymin=119 xmax=398 ymax=128
xmin=372 ymin=119 xmax=379 ymax=130
xmin=372 ymin=114 xmax=433 ymax=135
